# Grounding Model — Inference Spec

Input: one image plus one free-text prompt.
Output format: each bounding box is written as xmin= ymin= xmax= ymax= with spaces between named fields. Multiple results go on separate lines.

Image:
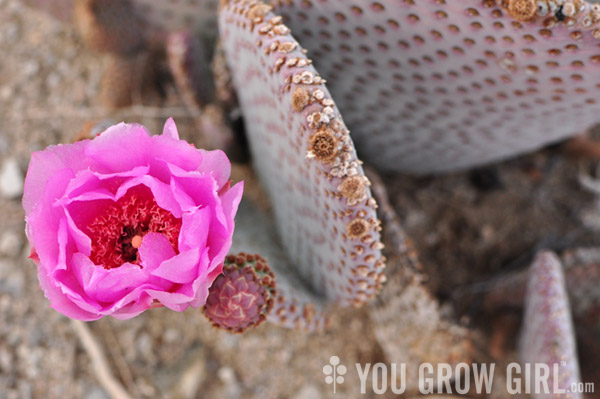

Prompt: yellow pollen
xmin=131 ymin=235 xmax=143 ymax=249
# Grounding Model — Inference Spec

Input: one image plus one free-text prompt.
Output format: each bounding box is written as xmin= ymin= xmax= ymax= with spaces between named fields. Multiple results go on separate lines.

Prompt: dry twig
xmin=71 ymin=320 xmax=133 ymax=399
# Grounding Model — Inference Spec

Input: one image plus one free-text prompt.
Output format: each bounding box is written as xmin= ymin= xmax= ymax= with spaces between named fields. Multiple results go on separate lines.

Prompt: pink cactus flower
xmin=22 ymin=118 xmax=243 ymax=321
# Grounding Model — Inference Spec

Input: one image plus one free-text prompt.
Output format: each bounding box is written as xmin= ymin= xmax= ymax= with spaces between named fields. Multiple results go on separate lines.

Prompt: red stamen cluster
xmin=86 ymin=188 xmax=182 ymax=269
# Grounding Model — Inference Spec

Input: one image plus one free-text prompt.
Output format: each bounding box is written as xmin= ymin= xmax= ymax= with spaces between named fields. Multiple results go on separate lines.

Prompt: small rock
xmin=291 ymin=384 xmax=322 ymax=399
xmin=155 ymin=346 xmax=206 ymax=399
xmin=85 ymin=387 xmax=109 ymax=399
xmin=174 ymin=355 xmax=205 ymax=399
xmin=0 ymin=135 xmax=8 ymax=152
xmin=3 ymin=268 xmax=24 ymax=296
xmin=218 ymin=367 xmax=241 ymax=398
xmin=0 ymin=259 xmax=11 ymax=277
xmin=0 ymin=85 xmax=13 ymax=101
xmin=163 ymin=328 xmax=181 ymax=344
xmin=218 ymin=366 xmax=236 ymax=384
xmin=0 ymin=158 xmax=24 ymax=199
xmin=46 ymin=72 xmax=61 ymax=88
xmin=2 ymin=22 xmax=19 ymax=42
xmin=0 ymin=231 xmax=23 ymax=257
xmin=136 ymin=333 xmax=155 ymax=363
xmin=24 ymin=60 xmax=40 ymax=77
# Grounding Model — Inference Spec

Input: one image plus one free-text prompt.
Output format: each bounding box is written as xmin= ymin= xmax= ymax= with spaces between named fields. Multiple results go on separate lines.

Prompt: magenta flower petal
xmin=64 ymin=166 xmax=151 ymax=201
xmin=162 ymin=117 xmax=180 ymax=140
xmin=72 ymin=253 xmax=148 ymax=303
xmin=36 ymin=262 xmax=100 ymax=321
xmin=145 ymin=290 xmax=194 ymax=311
xmin=63 ymin=211 xmax=91 ymax=255
xmin=151 ymin=248 xmax=201 ymax=284
xmin=178 ymin=206 xmax=212 ymax=252
xmin=219 ymin=181 xmax=244 ymax=232
xmin=26 ymin=169 xmax=75 ymax=271
xmin=166 ymin=162 xmax=221 ymax=207
xmin=115 ymin=175 xmax=184 ymax=217
xmin=23 ymin=140 xmax=89 ymax=215
xmin=169 ymin=178 xmax=197 ymax=212
xmin=23 ymin=119 xmax=243 ymax=320
xmin=85 ymin=123 xmax=153 ymax=172
xmin=138 ymin=232 xmax=177 ymax=271
xmin=197 ymin=149 xmax=231 ymax=188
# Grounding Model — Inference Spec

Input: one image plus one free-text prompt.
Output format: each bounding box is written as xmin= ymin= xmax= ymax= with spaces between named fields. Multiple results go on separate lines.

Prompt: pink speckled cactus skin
xmin=219 ymin=0 xmax=386 ymax=329
xmin=272 ymin=0 xmax=600 ymax=173
xmin=520 ymin=251 xmax=582 ymax=399
xmin=231 ymin=201 xmax=329 ymax=331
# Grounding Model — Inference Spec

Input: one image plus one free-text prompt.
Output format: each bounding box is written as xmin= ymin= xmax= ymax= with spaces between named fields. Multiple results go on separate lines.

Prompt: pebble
xmin=86 ymin=387 xmax=109 ymax=399
xmin=0 ymin=259 xmax=25 ymax=296
xmin=218 ymin=366 xmax=236 ymax=384
xmin=24 ymin=60 xmax=40 ymax=77
xmin=218 ymin=366 xmax=241 ymax=398
xmin=0 ymin=85 xmax=14 ymax=101
xmin=0 ymin=158 xmax=24 ymax=199
xmin=163 ymin=328 xmax=181 ymax=343
xmin=0 ymin=231 xmax=23 ymax=257
xmin=0 ymin=134 xmax=8 ymax=152
xmin=175 ymin=354 xmax=206 ymax=399
xmin=2 ymin=22 xmax=19 ymax=42
xmin=46 ymin=72 xmax=61 ymax=88
xmin=291 ymin=384 xmax=322 ymax=399
xmin=136 ymin=332 xmax=155 ymax=363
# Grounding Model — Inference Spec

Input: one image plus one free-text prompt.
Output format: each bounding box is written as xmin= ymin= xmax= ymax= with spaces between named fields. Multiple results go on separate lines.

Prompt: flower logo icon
xmin=323 ymin=355 xmax=347 ymax=394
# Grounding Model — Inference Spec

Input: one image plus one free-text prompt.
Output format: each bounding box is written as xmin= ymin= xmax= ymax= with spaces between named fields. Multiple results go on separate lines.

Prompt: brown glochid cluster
xmin=337 ymin=175 xmax=369 ymax=205
xmin=291 ymin=87 xmax=310 ymax=111
xmin=346 ymin=218 xmax=370 ymax=239
xmin=308 ymin=128 xmax=338 ymax=163
xmin=507 ymin=0 xmax=537 ymax=22
xmin=247 ymin=3 xmax=272 ymax=21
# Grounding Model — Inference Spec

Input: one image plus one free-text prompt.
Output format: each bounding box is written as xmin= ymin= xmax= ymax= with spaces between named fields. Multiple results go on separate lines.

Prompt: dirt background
xmin=0 ymin=1 xmax=598 ymax=398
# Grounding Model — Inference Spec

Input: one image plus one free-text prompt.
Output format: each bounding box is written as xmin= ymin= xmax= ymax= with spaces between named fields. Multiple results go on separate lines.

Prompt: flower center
xmin=86 ymin=188 xmax=182 ymax=269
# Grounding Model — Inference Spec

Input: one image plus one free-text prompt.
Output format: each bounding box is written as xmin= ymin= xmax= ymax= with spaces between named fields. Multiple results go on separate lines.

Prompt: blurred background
xmin=0 ymin=0 xmax=599 ymax=398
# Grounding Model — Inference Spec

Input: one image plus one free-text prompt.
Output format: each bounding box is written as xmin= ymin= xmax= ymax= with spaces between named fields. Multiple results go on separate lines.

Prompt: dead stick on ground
xmin=97 ymin=319 xmax=141 ymax=397
xmin=71 ymin=320 xmax=133 ymax=399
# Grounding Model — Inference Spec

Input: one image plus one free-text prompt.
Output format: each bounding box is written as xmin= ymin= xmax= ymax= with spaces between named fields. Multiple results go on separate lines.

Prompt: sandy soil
xmin=0 ymin=1 xmax=598 ymax=398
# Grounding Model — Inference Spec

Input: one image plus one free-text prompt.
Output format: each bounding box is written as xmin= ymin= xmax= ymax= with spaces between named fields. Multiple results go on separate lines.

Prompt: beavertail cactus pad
xmin=219 ymin=0 xmax=386 ymax=310
xmin=272 ymin=0 xmax=600 ymax=173
xmin=520 ymin=251 xmax=582 ymax=399
xmin=231 ymin=200 xmax=329 ymax=331
xmin=484 ymin=247 xmax=600 ymax=328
